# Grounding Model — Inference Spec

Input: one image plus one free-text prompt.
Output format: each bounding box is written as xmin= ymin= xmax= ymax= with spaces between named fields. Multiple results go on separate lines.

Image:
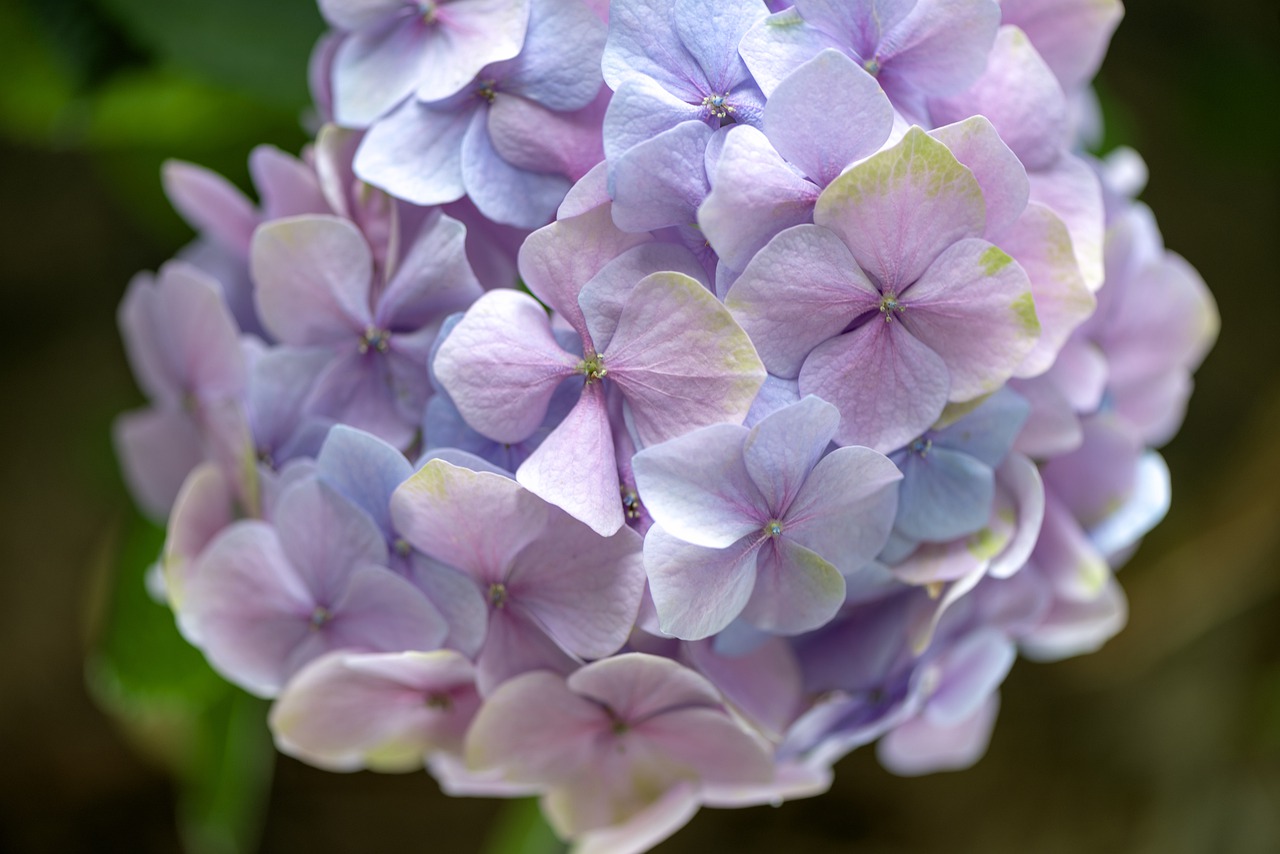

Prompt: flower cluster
xmin=115 ymin=1 xmax=1218 ymax=851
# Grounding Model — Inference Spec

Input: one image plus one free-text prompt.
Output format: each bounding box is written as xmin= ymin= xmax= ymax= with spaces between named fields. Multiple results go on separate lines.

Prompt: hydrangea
xmin=113 ymin=1 xmax=1218 ymax=851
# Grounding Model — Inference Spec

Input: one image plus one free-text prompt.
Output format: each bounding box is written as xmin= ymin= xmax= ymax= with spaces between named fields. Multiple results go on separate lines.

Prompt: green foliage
xmin=87 ymin=511 xmax=274 ymax=854
xmin=483 ymin=799 xmax=568 ymax=854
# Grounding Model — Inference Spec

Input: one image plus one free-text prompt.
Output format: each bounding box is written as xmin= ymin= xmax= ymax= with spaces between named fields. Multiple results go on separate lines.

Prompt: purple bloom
xmin=633 ymin=396 xmax=901 ymax=639
xmin=465 ymin=653 xmax=774 ymax=845
xmin=434 ymin=206 xmax=765 ymax=534
xmin=322 ymin=0 xmax=533 ymax=127
xmin=739 ymin=0 xmax=1000 ymax=121
xmin=179 ymin=475 xmax=449 ymax=697
xmin=390 ymin=459 xmax=646 ymax=693
xmin=354 ymin=0 xmax=607 ymax=227
xmin=601 ymin=0 xmax=769 ymax=163
xmin=269 ymin=649 xmax=482 ymax=771
xmin=725 ymin=127 xmax=1041 ymax=452
xmin=250 ymin=211 xmax=481 ymax=448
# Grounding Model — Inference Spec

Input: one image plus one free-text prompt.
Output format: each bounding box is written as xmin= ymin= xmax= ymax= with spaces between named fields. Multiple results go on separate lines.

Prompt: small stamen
xmin=578 ymin=354 xmax=607 ymax=383
xmin=309 ymin=605 xmax=332 ymax=631
xmin=909 ymin=437 xmax=932 ymax=457
xmin=476 ymin=80 xmax=497 ymax=103
xmin=425 ymin=692 xmax=453 ymax=711
xmin=621 ymin=486 xmax=643 ymax=521
xmin=488 ymin=582 xmax=508 ymax=609
xmin=701 ymin=93 xmax=736 ymax=120
xmin=879 ymin=293 xmax=905 ymax=322
xmin=358 ymin=326 xmax=391 ymax=354
xmin=764 ymin=519 xmax=784 ymax=538
xmin=394 ymin=537 xmax=413 ymax=557
xmin=421 ymin=1 xmax=439 ymax=24
xmin=863 ymin=57 xmax=881 ymax=76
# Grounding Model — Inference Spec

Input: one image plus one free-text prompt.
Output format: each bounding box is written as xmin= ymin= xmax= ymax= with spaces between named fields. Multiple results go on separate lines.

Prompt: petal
xmin=377 ymin=212 xmax=482 ymax=329
xmin=601 ymin=0 xmax=706 ymax=95
xmin=928 ymin=115 xmax=1029 ymax=241
xmin=269 ymin=649 xmax=480 ymax=771
xmin=998 ymin=0 xmax=1123 ymax=90
xmin=764 ymin=49 xmax=894 ymax=186
xmin=799 ymin=320 xmax=951 ymax=453
xmin=899 ymin=238 xmax=1039 ymax=400
xmin=516 ymin=381 xmax=624 ymax=535
xmin=724 ymin=224 xmax=880 ymax=377
xmin=784 ymin=446 xmax=903 ymax=573
xmin=518 ymin=204 xmax=652 ymax=340
xmin=413 ymin=0 xmax=532 ymax=103
xmin=601 ymin=77 xmax=706 ymax=165
xmin=332 ymin=16 xmax=428 ymax=127
xmin=567 ymin=653 xmax=721 ymax=721
xmin=610 ymin=119 xmax=713 ymax=233
xmin=741 ymin=536 xmax=845 ymax=634
xmin=433 ymin=289 xmax=579 ymax=444
xmin=1001 ymin=202 xmax=1096 ymax=377
xmin=316 ymin=424 xmax=413 ymax=538
xmin=894 ymin=446 xmax=994 ymax=542
xmin=491 ymin=0 xmax=605 ymax=110
xmin=579 ymin=243 xmax=709 ymax=353
xmin=698 ymin=126 xmax=821 ymax=272
xmin=487 ymin=88 xmax=608 ymax=180
xmin=251 ymin=215 xmax=373 ymax=345
xmin=815 ymin=127 xmax=987 ymax=291
xmin=391 ymin=458 xmax=549 ymax=579
xmin=465 ymin=670 xmax=602 ymax=780
xmin=671 ymin=0 xmax=767 ymax=92
xmin=644 ymin=525 xmax=761 ymax=641
xmin=738 ymin=7 xmax=844 ymax=97
xmin=460 ymin=106 xmax=571 ymax=229
xmin=250 ymin=144 xmax=329 ymax=220
xmin=180 ymin=522 xmax=315 ymax=697
xmin=508 ymin=518 xmax=645 ymax=659
xmin=355 ymin=97 xmax=475 ymax=206
xmin=409 ymin=554 xmax=489 ymax=657
xmin=605 ymin=272 xmax=766 ymax=447
xmin=631 ymin=423 xmax=763 ymax=549
xmin=475 ymin=606 xmax=580 ymax=694
xmin=877 ymin=0 xmax=1000 ymax=98
xmin=1027 ymin=152 xmax=1104 ymax=291
xmin=274 ymin=476 xmax=390 ymax=603
xmin=161 ymin=160 xmax=257 ymax=257
xmin=741 ymin=395 xmax=840 ymax=516
xmin=325 ymin=564 xmax=449 ymax=654
xmin=114 ymin=407 xmax=205 ymax=521
xmin=877 ymin=693 xmax=1000 ymax=776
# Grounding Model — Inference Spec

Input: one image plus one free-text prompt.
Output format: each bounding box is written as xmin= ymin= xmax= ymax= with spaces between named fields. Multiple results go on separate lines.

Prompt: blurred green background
xmin=0 ymin=0 xmax=1276 ymax=851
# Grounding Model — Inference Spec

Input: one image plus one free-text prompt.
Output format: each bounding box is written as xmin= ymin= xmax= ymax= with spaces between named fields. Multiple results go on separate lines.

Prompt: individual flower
xmin=633 ymin=396 xmax=902 ymax=639
xmin=725 ymin=127 xmax=1040 ymax=452
xmin=434 ymin=206 xmax=765 ymax=534
xmin=250 ymin=211 xmax=482 ymax=448
xmin=466 ymin=653 xmax=775 ymax=849
xmin=390 ymin=458 xmax=646 ymax=692
xmin=179 ymin=475 xmax=449 ymax=697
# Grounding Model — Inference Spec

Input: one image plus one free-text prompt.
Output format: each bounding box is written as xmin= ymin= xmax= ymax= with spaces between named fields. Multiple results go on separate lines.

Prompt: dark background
xmin=1 ymin=0 xmax=1276 ymax=851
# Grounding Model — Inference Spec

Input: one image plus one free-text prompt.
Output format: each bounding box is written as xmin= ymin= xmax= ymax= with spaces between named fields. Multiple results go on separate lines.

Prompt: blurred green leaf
xmin=178 ymin=688 xmax=275 ymax=854
xmin=87 ymin=511 xmax=225 ymax=709
xmin=0 ymin=3 xmax=77 ymax=143
xmin=483 ymin=799 xmax=567 ymax=854
xmin=97 ymin=0 xmax=324 ymax=109
xmin=87 ymin=510 xmax=275 ymax=854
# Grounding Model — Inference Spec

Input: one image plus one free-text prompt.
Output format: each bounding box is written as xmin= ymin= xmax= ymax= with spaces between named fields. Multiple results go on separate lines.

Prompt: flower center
xmin=476 ymin=79 xmax=497 ymax=104
xmin=909 ymin=437 xmax=932 ymax=457
xmin=701 ymin=93 xmax=735 ymax=120
xmin=488 ymin=582 xmax=508 ymax=608
xmin=358 ymin=326 xmax=391 ymax=354
xmin=309 ymin=605 xmax=332 ymax=631
xmin=879 ymin=293 xmax=905 ymax=322
xmin=621 ymin=486 xmax=643 ymax=521
xmin=863 ymin=57 xmax=882 ymax=76
xmin=764 ymin=519 xmax=784 ymax=538
xmin=420 ymin=1 xmax=439 ymax=25
xmin=579 ymin=353 xmax=607 ymax=383
xmin=425 ymin=692 xmax=453 ymax=711
xmin=394 ymin=537 xmax=413 ymax=557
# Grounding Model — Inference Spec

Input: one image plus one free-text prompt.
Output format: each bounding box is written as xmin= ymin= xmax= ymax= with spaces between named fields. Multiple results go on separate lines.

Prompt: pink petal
xmin=799 ymin=320 xmax=951 ymax=453
xmin=251 ymin=215 xmax=373 ymax=345
xmin=900 ymin=238 xmax=1039 ymax=401
xmin=724 ymin=224 xmax=881 ymax=378
xmin=433 ymin=289 xmax=579 ymax=444
xmin=644 ymin=526 xmax=761 ymax=641
xmin=741 ymin=537 xmax=844 ymax=634
xmin=162 ymin=160 xmax=257 ymax=258
xmin=516 ymin=381 xmax=623 ymax=536
xmin=815 ymin=127 xmax=987 ymax=292
xmin=606 ymin=272 xmax=766 ymax=447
